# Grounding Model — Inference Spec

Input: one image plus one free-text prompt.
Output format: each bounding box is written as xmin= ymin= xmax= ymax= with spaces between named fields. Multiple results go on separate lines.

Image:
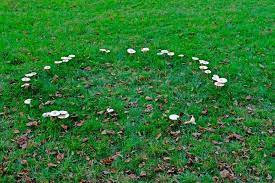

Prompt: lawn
xmin=0 ymin=0 xmax=274 ymax=182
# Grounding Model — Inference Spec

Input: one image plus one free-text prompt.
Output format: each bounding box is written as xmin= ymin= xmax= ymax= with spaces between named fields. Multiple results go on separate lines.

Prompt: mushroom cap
xmin=24 ymin=99 xmax=31 ymax=105
xmin=21 ymin=83 xmax=30 ymax=88
xmin=62 ymin=59 xmax=69 ymax=63
xmin=214 ymin=82 xmax=225 ymax=87
xmin=157 ymin=52 xmax=164 ymax=56
xmin=42 ymin=112 xmax=51 ymax=118
xmin=105 ymin=49 xmax=111 ymax=53
xmin=44 ymin=66 xmax=51 ymax=70
xmin=212 ymin=75 xmax=220 ymax=81
xmin=168 ymin=52 xmax=175 ymax=56
xmin=61 ymin=57 xmax=72 ymax=60
xmin=100 ymin=48 xmax=107 ymax=52
xmin=59 ymin=110 xmax=68 ymax=115
xmin=169 ymin=114 xmax=180 ymax=121
xmin=49 ymin=110 xmax=61 ymax=117
xmin=141 ymin=48 xmax=149 ymax=52
xmin=192 ymin=57 xmax=199 ymax=61
xmin=107 ymin=108 xmax=114 ymax=113
xmin=54 ymin=61 xmax=63 ymax=64
xmin=199 ymin=60 xmax=209 ymax=65
xmin=199 ymin=66 xmax=208 ymax=70
xmin=161 ymin=50 xmax=169 ymax=54
xmin=127 ymin=48 xmax=136 ymax=54
xmin=58 ymin=113 xmax=70 ymax=119
xmin=178 ymin=54 xmax=184 ymax=57
xmin=22 ymin=77 xmax=31 ymax=82
xmin=68 ymin=55 xmax=75 ymax=58
xmin=204 ymin=70 xmax=211 ymax=74
xmin=25 ymin=72 xmax=37 ymax=77
xmin=217 ymin=78 xmax=228 ymax=83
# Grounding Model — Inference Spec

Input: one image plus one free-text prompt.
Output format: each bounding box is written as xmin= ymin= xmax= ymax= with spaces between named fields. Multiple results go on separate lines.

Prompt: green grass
xmin=0 ymin=0 xmax=274 ymax=182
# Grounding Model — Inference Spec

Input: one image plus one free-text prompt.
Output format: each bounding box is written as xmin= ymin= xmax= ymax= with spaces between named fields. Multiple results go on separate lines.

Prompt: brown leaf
xmin=220 ymin=169 xmax=235 ymax=180
xmin=225 ymin=133 xmax=243 ymax=142
xmin=26 ymin=121 xmax=38 ymax=127
xmin=17 ymin=136 xmax=28 ymax=149
xmin=101 ymin=130 xmax=115 ymax=135
xmin=47 ymin=163 xmax=57 ymax=167
xmin=75 ymin=121 xmax=84 ymax=127
xmin=56 ymin=153 xmax=64 ymax=160
xmin=61 ymin=124 xmax=68 ymax=130
xmin=140 ymin=171 xmax=147 ymax=177
xmin=101 ymin=152 xmax=120 ymax=165
xmin=145 ymin=96 xmax=153 ymax=101
xmin=144 ymin=104 xmax=153 ymax=113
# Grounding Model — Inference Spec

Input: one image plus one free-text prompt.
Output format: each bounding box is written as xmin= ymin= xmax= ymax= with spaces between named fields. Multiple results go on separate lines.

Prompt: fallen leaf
xmin=75 ymin=121 xmax=84 ymax=127
xmin=183 ymin=115 xmax=196 ymax=125
xmin=56 ymin=153 xmax=64 ymax=160
xmin=47 ymin=163 xmax=57 ymax=167
xmin=26 ymin=121 xmax=38 ymax=127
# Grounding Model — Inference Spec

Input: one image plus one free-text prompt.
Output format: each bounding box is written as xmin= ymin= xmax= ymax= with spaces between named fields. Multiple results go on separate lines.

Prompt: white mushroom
xmin=169 ymin=114 xmax=180 ymax=121
xmin=157 ymin=52 xmax=164 ymax=56
xmin=42 ymin=112 xmax=51 ymax=118
xmin=141 ymin=48 xmax=150 ymax=52
xmin=54 ymin=61 xmax=63 ymax=64
xmin=68 ymin=55 xmax=75 ymax=58
xmin=58 ymin=113 xmax=69 ymax=119
xmin=212 ymin=75 xmax=220 ymax=81
xmin=217 ymin=78 xmax=228 ymax=83
xmin=204 ymin=70 xmax=211 ymax=74
xmin=192 ymin=57 xmax=199 ymax=61
xmin=107 ymin=108 xmax=114 ymax=113
xmin=61 ymin=57 xmax=72 ymax=60
xmin=214 ymin=82 xmax=225 ymax=87
xmin=25 ymin=72 xmax=37 ymax=77
xmin=58 ymin=111 xmax=70 ymax=119
xmin=161 ymin=50 xmax=169 ymax=54
xmin=178 ymin=54 xmax=184 ymax=57
xmin=21 ymin=83 xmax=30 ymax=88
xmin=22 ymin=77 xmax=31 ymax=82
xmin=167 ymin=52 xmax=175 ymax=56
xmin=199 ymin=66 xmax=208 ymax=70
xmin=127 ymin=48 xmax=136 ymax=54
xmin=100 ymin=48 xmax=107 ymax=52
xmin=49 ymin=110 xmax=61 ymax=117
xmin=24 ymin=99 xmax=31 ymax=105
xmin=44 ymin=66 xmax=51 ymax=70
xmin=199 ymin=60 xmax=209 ymax=65
xmin=62 ymin=59 xmax=69 ymax=63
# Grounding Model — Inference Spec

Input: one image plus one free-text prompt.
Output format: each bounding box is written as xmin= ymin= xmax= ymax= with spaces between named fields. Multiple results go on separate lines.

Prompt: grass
xmin=0 ymin=0 xmax=274 ymax=182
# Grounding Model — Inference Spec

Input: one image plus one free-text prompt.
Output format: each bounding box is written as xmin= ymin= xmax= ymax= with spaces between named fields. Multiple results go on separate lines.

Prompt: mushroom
xmin=199 ymin=60 xmax=209 ymax=65
xmin=127 ymin=48 xmax=136 ymax=54
xmin=212 ymin=75 xmax=220 ymax=81
xmin=217 ymin=78 xmax=228 ymax=83
xmin=199 ymin=66 xmax=208 ymax=70
xmin=192 ymin=57 xmax=199 ymax=61
xmin=54 ymin=61 xmax=63 ymax=64
xmin=44 ymin=66 xmax=51 ymax=70
xmin=21 ymin=77 xmax=31 ymax=82
xmin=178 ymin=54 xmax=184 ymax=57
xmin=141 ymin=48 xmax=150 ymax=52
xmin=167 ymin=52 xmax=175 ymax=56
xmin=169 ymin=114 xmax=180 ymax=121
xmin=24 ymin=99 xmax=31 ymax=105
xmin=49 ymin=110 xmax=61 ymax=117
xmin=204 ymin=70 xmax=211 ymax=74
xmin=214 ymin=82 xmax=225 ymax=87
